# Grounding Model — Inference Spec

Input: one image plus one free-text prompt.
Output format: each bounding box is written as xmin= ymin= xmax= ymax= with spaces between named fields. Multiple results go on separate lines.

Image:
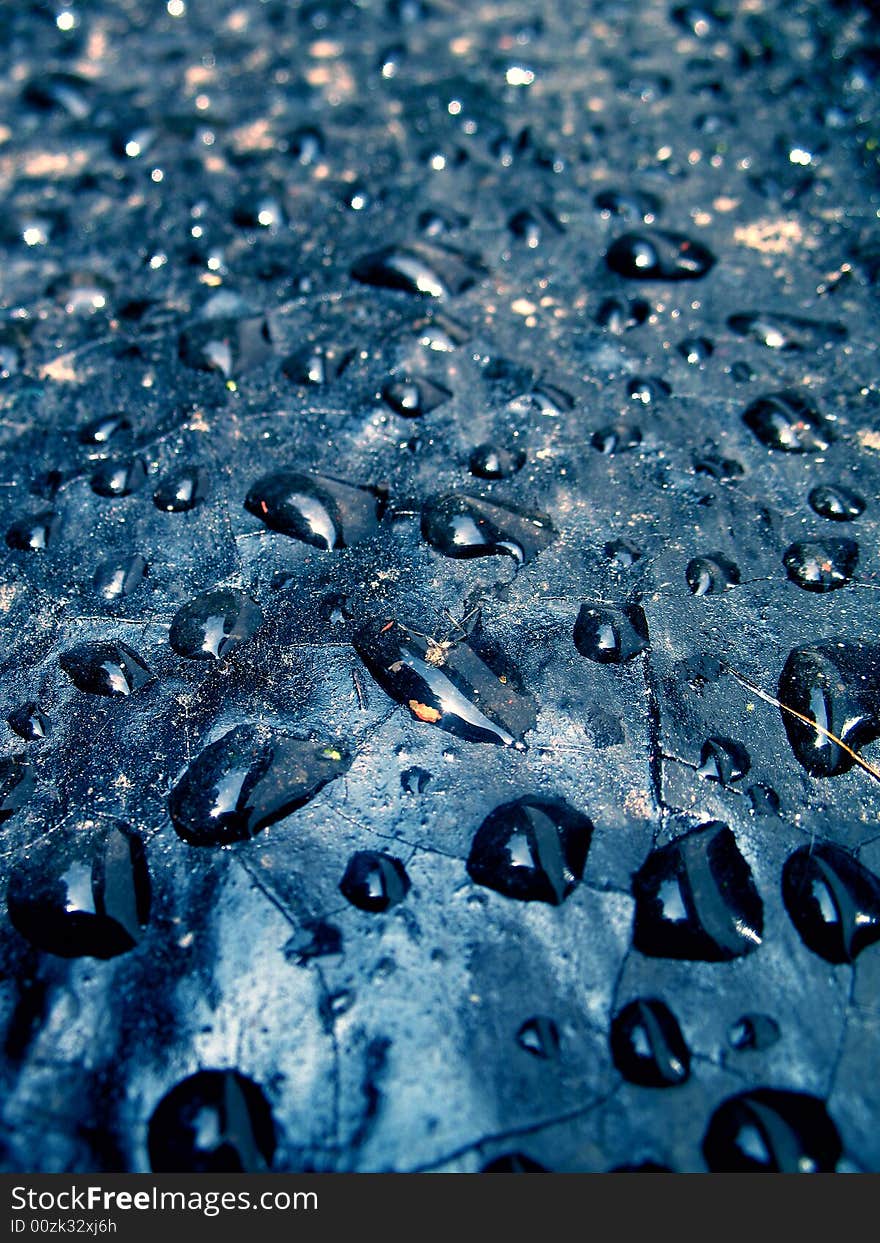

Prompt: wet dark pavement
xmin=1 ymin=0 xmax=880 ymax=1173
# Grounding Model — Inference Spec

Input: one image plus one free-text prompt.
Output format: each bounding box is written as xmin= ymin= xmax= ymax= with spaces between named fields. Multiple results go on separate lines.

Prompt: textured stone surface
xmin=1 ymin=0 xmax=880 ymax=1174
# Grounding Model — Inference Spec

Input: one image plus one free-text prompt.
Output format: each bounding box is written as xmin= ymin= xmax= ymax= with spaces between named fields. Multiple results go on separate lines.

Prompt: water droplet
xmin=244 ymin=471 xmax=381 ymax=548
xmin=7 ymin=704 xmax=49 ymax=742
xmin=728 ymin=1014 xmax=781 ymax=1053
xmin=610 ymin=998 xmax=691 ymax=1087
xmin=382 ymin=375 xmax=451 ymax=417
xmin=742 ymin=391 xmax=831 ymax=453
xmin=351 ymin=241 xmax=486 ymax=298
xmin=591 ymin=424 xmax=642 ymax=455
xmin=179 ymin=315 xmax=273 ymax=377
xmin=468 ymin=443 xmax=526 ymax=480
xmin=783 ymin=538 xmax=858 ymax=592
xmin=606 ymin=230 xmax=716 ymax=280
xmin=727 ymin=311 xmax=847 ymax=351
xmin=7 ymin=823 xmax=150 ymax=958
xmin=685 ymin=552 xmax=740 ymax=595
xmin=594 ymin=188 xmax=663 ymax=222
xmin=168 ymin=725 xmax=350 ymax=846
xmin=401 ymin=766 xmax=431 ymax=794
xmin=702 ymin=1089 xmax=841 ymax=1172
xmin=698 ymin=736 xmax=751 ymax=786
xmin=90 ymin=456 xmax=148 ymax=498
xmin=808 ymin=485 xmax=866 ymax=522
xmin=93 ymin=554 xmax=148 ymax=600
xmin=632 ymin=822 xmax=763 ymax=961
xmin=678 ymin=336 xmax=714 ymax=364
xmin=281 ymin=344 xmax=354 ymax=386
xmin=6 ymin=510 xmax=58 ymax=551
xmin=78 ymin=413 xmax=132 ymax=451
xmin=693 ymin=451 xmax=743 ymax=482
xmin=573 ymin=602 xmax=649 ymax=664
xmin=747 ymin=784 xmax=780 ymax=816
xmin=604 ymin=539 xmax=642 ymax=567
xmin=413 ymin=311 xmax=470 ymax=351
xmin=516 ymin=1016 xmax=560 ymax=1059
xmin=148 ymin=1071 xmax=275 ymax=1172
xmin=286 ymin=125 xmax=324 ymax=165
xmin=154 ymin=467 xmax=209 ymax=513
xmin=466 ymin=796 xmax=592 ymax=904
xmin=284 ymin=919 xmax=342 ymax=964
xmin=339 ymin=851 xmax=411 ymax=912
xmin=421 ymin=493 xmax=554 ymax=563
xmin=0 ymin=755 xmax=34 ymax=820
xmin=507 ymin=206 xmax=564 ymax=247
xmin=671 ymin=4 xmax=730 ymax=37
xmin=782 ymin=843 xmax=880 ymax=964
xmin=628 ymin=376 xmax=671 ymax=404
xmin=47 ymin=270 xmax=112 ymax=314
xmin=169 ymin=589 xmax=264 ymax=660
xmin=59 ymin=641 xmax=154 ymax=697
xmin=353 ymin=617 xmax=536 ymax=749
xmin=778 ymin=643 xmax=880 ymax=777
xmin=595 ymin=296 xmax=651 ymax=334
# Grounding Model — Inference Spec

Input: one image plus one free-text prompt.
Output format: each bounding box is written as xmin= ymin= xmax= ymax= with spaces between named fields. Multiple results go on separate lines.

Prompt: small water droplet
xmin=693 ymin=451 xmax=743 ymax=482
xmin=281 ymin=344 xmax=354 ymax=386
xmin=606 ymin=230 xmax=716 ymax=280
xmin=727 ymin=311 xmax=847 ymax=351
xmin=421 ymin=493 xmax=554 ymax=563
xmin=595 ymin=296 xmax=651 ymax=334
xmin=686 ymin=552 xmax=740 ymax=595
xmin=573 ymin=602 xmax=649 ymax=664
xmin=93 ymin=554 xmax=148 ymax=600
xmin=351 ymin=241 xmax=486 ymax=298
xmin=0 ymin=755 xmax=34 ymax=820
xmin=610 ymin=998 xmax=691 ymax=1087
xmin=783 ymin=538 xmax=858 ymax=592
xmin=698 ymin=736 xmax=751 ymax=786
xmin=90 ymin=456 xmax=148 ymax=498
xmin=516 ymin=1015 xmax=560 ymax=1059
xmin=339 ymin=851 xmax=411 ymax=912
xmin=168 ymin=725 xmax=350 ymax=846
xmin=628 ymin=375 xmax=671 ymax=404
xmin=179 ymin=315 xmax=273 ymax=376
xmin=6 ymin=510 xmax=58 ymax=551
xmin=782 ymin=842 xmax=880 ymax=964
xmin=401 ymin=766 xmax=431 ymax=794
xmin=382 ymin=375 xmax=451 ymax=417
xmin=7 ymin=703 xmax=49 ymax=742
xmin=633 ymin=822 xmax=763 ymax=960
xmin=466 ymin=796 xmax=592 ymax=904
xmin=169 ymin=589 xmax=263 ymax=660
xmin=468 ymin=443 xmax=526 ymax=480
xmin=244 ymin=471 xmax=381 ymax=548
xmin=78 ymin=413 xmax=132 ymax=452
xmin=677 ymin=336 xmax=714 ymax=364
xmin=591 ymin=423 xmax=643 ymax=454
xmin=60 ymin=641 xmax=153 ymax=697
xmin=154 ymin=467 xmax=209 ymax=513
xmin=148 ymin=1071 xmax=275 ymax=1172
xmin=594 ymin=188 xmax=663 ymax=222
xmin=604 ymin=539 xmax=642 ymax=567
xmin=728 ymin=1013 xmax=781 ymax=1053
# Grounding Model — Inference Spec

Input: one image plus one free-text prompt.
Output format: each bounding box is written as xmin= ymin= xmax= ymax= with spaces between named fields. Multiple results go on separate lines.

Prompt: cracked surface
xmin=1 ymin=0 xmax=880 ymax=1172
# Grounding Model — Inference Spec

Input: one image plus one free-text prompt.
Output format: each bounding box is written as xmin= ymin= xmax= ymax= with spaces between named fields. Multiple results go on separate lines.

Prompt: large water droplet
xmin=606 ymin=230 xmax=716 ymax=279
xmin=169 ymin=589 xmax=264 ymax=660
xmin=339 ymin=851 xmax=411 ymax=912
xmin=783 ymin=538 xmax=858 ymax=592
xmin=353 ymin=617 xmax=536 ymax=749
xmin=777 ymin=643 xmax=880 ymax=777
xmin=727 ymin=311 xmax=847 ymax=351
xmin=7 ymin=823 xmax=150 ymax=958
xmin=781 ymin=843 xmax=880 ymax=964
xmin=59 ymin=641 xmax=153 ymax=697
xmin=573 ymin=602 xmax=649 ymax=663
xmin=0 ymin=755 xmax=34 ymax=821
xmin=244 ymin=471 xmax=381 ymax=548
xmin=742 ymin=391 xmax=831 ymax=452
xmin=168 ymin=725 xmax=350 ymax=846
xmin=421 ymin=493 xmax=554 ymax=563
xmin=808 ymin=484 xmax=866 ymax=522
xmin=148 ymin=1071 xmax=275 ymax=1172
xmin=703 ymin=1089 xmax=841 ymax=1172
xmin=154 ymin=467 xmax=209 ymax=513
xmin=610 ymin=998 xmax=691 ymax=1087
xmin=351 ymin=241 xmax=486 ymax=298
xmin=466 ymin=796 xmax=592 ymax=904
xmin=633 ymin=823 xmax=763 ymax=960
